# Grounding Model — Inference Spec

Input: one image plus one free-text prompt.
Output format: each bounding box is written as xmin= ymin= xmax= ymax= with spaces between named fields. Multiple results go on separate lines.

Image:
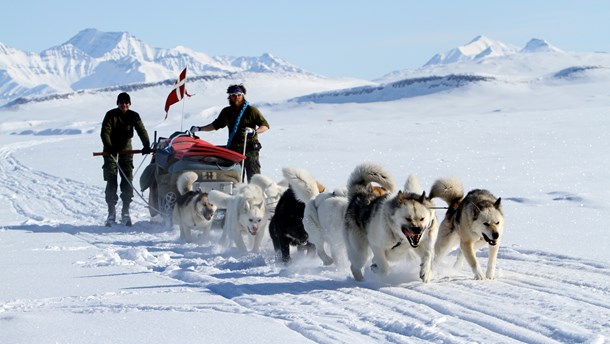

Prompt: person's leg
xmin=118 ymin=156 xmax=134 ymax=224
xmin=245 ymin=150 xmax=261 ymax=183
xmin=103 ymin=156 xmax=118 ymax=224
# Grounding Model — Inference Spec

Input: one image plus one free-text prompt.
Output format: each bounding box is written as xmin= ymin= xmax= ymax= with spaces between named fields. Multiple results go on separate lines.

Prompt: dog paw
xmin=351 ymin=268 xmax=364 ymax=282
xmin=474 ymin=272 xmax=486 ymax=280
xmin=370 ymin=263 xmax=379 ymax=273
xmin=486 ymin=271 xmax=496 ymax=280
xmin=420 ymin=270 xmax=432 ymax=283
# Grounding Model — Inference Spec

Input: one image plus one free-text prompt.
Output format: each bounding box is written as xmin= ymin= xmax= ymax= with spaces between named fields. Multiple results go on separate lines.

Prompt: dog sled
xmin=140 ymin=131 xmax=246 ymax=227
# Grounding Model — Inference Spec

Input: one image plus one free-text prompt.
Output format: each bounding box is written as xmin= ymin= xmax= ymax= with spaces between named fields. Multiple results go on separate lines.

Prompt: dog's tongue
xmin=249 ymin=225 xmax=258 ymax=236
xmin=482 ymin=234 xmax=497 ymax=246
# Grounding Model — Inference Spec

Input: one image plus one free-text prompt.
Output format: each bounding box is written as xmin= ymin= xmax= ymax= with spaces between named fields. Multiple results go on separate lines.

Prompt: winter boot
xmin=105 ymin=205 xmax=116 ymax=227
xmin=121 ymin=204 xmax=132 ymax=227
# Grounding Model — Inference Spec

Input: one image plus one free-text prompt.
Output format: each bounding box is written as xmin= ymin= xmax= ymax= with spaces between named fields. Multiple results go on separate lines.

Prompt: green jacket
xmin=101 ymin=108 xmax=150 ymax=152
xmin=212 ymin=104 xmax=269 ymax=151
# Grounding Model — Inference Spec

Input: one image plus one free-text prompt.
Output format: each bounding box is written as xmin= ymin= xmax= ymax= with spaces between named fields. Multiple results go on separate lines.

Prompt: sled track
xmin=2 ymin=144 xmax=609 ymax=343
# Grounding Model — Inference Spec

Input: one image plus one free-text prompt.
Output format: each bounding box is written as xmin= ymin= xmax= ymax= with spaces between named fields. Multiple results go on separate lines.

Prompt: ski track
xmin=2 ymin=143 xmax=610 ymax=343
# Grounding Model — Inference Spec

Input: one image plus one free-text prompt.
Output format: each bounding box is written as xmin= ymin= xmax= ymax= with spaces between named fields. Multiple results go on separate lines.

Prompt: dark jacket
xmin=101 ymin=108 xmax=150 ymax=152
xmin=212 ymin=104 xmax=269 ymax=151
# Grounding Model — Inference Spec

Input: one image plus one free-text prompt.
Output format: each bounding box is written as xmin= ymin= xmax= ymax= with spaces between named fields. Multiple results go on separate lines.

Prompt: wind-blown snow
xmin=1 ymin=40 xmax=610 ymax=343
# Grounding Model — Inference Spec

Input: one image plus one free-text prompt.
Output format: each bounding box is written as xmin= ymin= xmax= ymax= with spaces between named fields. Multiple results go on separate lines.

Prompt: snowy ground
xmin=1 ymin=70 xmax=610 ymax=343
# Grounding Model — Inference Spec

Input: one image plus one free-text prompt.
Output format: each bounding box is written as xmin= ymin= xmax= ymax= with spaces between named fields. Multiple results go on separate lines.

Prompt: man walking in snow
xmin=100 ymin=92 xmax=151 ymax=226
xmin=190 ymin=84 xmax=269 ymax=182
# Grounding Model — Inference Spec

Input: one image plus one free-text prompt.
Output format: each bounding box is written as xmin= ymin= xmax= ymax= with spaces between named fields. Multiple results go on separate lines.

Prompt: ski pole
xmin=241 ymin=128 xmax=255 ymax=182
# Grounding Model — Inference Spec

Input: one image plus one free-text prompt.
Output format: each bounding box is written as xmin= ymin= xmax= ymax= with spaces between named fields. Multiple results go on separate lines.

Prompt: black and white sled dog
xmin=172 ymin=171 xmax=217 ymax=243
xmin=303 ymin=184 xmax=391 ymax=267
xmin=269 ymin=167 xmax=325 ymax=263
xmin=430 ymin=177 xmax=504 ymax=280
xmin=208 ymin=183 xmax=267 ymax=252
xmin=344 ymin=163 xmax=438 ymax=282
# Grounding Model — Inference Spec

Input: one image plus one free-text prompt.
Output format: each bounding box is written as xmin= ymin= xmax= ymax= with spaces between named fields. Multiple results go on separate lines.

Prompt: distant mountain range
xmin=0 ymin=28 xmax=306 ymax=105
xmin=0 ymin=30 xmax=608 ymax=107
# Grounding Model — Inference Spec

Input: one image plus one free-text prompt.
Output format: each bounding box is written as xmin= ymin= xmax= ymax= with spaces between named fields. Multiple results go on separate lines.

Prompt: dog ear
xmin=243 ymin=199 xmax=251 ymax=212
xmin=393 ymin=191 xmax=404 ymax=206
xmin=471 ymin=202 xmax=481 ymax=221
xmin=494 ymin=197 xmax=502 ymax=209
xmin=418 ymin=191 xmax=426 ymax=203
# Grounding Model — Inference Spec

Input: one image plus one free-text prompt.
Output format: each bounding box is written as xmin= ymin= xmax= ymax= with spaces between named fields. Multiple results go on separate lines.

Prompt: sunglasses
xmin=229 ymin=93 xmax=244 ymax=97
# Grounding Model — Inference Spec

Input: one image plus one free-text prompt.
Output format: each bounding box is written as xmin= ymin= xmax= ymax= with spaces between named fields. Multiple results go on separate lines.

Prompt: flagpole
xmin=180 ymin=95 xmax=186 ymax=131
xmin=180 ymin=68 xmax=188 ymax=131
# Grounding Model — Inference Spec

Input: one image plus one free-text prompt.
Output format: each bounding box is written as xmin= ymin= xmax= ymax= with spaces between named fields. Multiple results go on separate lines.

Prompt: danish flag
xmin=164 ymin=67 xmax=192 ymax=119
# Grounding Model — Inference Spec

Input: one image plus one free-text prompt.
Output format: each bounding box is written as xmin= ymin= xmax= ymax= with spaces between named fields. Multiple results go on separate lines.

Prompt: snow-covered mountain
xmin=0 ymin=28 xmax=308 ymax=105
xmin=424 ymin=35 xmax=519 ymax=66
xmin=2 ymin=31 xmax=609 ymax=109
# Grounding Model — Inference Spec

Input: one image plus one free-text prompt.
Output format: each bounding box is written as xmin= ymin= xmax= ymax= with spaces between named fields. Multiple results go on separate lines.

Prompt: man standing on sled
xmin=190 ymin=84 xmax=270 ymax=182
xmin=100 ymin=92 xmax=151 ymax=227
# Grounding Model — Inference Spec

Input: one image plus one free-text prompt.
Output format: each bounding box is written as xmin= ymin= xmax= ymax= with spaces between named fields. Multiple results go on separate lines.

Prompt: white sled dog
xmin=250 ymin=174 xmax=287 ymax=222
xmin=430 ymin=177 xmax=504 ymax=280
xmin=344 ymin=163 xmax=438 ymax=282
xmin=173 ymin=171 xmax=217 ymax=243
xmin=208 ymin=183 xmax=267 ymax=252
xmin=303 ymin=188 xmax=348 ymax=266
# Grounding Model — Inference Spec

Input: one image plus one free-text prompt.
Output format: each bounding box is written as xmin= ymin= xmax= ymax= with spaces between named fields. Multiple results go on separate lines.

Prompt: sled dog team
xmin=172 ymin=162 xmax=504 ymax=282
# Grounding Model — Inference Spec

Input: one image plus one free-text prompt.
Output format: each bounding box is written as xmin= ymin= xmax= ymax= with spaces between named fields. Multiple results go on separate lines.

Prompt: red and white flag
xmin=164 ymin=67 xmax=192 ymax=119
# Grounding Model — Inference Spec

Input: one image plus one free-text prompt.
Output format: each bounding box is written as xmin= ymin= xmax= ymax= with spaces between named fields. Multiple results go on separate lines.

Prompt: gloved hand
xmin=189 ymin=125 xmax=200 ymax=133
xmin=141 ymin=146 xmax=152 ymax=155
xmin=245 ymin=127 xmax=256 ymax=137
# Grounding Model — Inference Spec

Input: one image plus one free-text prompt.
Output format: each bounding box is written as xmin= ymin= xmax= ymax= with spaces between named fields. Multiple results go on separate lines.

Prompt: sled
xmin=141 ymin=131 xmax=246 ymax=227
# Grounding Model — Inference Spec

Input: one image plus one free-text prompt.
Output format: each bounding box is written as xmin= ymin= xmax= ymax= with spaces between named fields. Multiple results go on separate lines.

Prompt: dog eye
xmin=420 ymin=217 xmax=425 ymax=222
xmin=484 ymin=222 xmax=490 ymax=226
xmin=495 ymin=221 xmax=500 ymax=225
xmin=406 ymin=217 xmax=412 ymax=222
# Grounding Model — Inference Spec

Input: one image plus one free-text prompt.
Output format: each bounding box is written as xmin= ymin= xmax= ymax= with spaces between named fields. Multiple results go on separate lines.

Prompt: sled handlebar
xmin=92 ymin=150 xmax=143 ymax=156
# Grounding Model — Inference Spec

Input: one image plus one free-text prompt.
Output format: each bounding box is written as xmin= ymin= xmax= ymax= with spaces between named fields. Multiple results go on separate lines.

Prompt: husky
xmin=430 ymin=177 xmax=504 ymax=280
xmin=269 ymin=167 xmax=325 ymax=263
xmin=172 ymin=171 xmax=217 ymax=243
xmin=208 ymin=183 xmax=267 ymax=252
xmin=431 ymin=178 xmax=504 ymax=279
xmin=303 ymin=188 xmax=348 ymax=266
xmin=304 ymin=185 xmax=390 ymax=266
xmin=250 ymin=174 xmax=287 ymax=222
xmin=344 ymin=163 xmax=438 ymax=282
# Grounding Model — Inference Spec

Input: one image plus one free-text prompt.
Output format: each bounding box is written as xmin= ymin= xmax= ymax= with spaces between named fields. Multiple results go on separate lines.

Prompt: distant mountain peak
xmin=425 ymin=35 xmax=518 ymax=66
xmin=66 ymin=28 xmax=129 ymax=58
xmin=521 ymin=38 xmax=563 ymax=53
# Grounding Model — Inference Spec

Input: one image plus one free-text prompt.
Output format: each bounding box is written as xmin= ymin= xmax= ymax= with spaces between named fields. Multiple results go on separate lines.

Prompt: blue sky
xmin=2 ymin=0 xmax=609 ymax=79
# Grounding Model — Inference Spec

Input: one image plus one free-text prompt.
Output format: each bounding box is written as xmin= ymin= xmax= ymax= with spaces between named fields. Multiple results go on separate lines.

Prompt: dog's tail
xmin=403 ymin=174 xmax=423 ymax=195
xmin=176 ymin=171 xmax=198 ymax=195
xmin=281 ymin=167 xmax=324 ymax=203
xmin=346 ymin=163 xmax=396 ymax=201
xmin=250 ymin=174 xmax=276 ymax=190
xmin=429 ymin=177 xmax=464 ymax=209
xmin=208 ymin=190 xmax=231 ymax=209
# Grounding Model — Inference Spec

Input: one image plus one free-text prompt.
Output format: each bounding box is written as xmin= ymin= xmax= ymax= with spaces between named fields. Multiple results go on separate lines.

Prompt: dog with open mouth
xmin=209 ymin=183 xmax=267 ymax=252
xmin=344 ymin=163 xmax=438 ymax=282
xmin=430 ymin=177 xmax=504 ymax=280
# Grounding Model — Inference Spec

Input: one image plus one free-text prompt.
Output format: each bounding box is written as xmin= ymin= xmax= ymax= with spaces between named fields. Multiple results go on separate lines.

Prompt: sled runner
xmin=141 ymin=131 xmax=246 ymax=227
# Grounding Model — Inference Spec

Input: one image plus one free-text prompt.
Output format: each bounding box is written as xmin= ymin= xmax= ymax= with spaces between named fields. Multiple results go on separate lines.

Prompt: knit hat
xmin=117 ymin=92 xmax=131 ymax=104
